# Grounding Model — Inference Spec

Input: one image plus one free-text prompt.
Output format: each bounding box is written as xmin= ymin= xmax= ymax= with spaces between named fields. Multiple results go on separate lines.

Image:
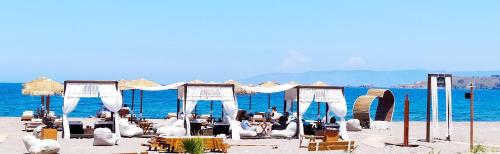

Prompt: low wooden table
xmin=139 ymin=121 xmax=153 ymax=134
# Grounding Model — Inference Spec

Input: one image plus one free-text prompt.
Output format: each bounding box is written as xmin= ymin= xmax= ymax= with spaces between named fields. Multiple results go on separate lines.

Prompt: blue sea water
xmin=1 ymin=83 xmax=498 ymax=121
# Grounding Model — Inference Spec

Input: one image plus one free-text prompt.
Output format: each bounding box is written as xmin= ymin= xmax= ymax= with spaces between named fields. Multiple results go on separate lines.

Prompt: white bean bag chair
xmin=119 ymin=121 xmax=143 ymax=137
xmin=371 ymin=121 xmax=391 ymax=130
xmin=152 ymin=117 xmax=177 ymax=131
xmin=236 ymin=122 xmax=257 ymax=137
xmin=93 ymin=128 xmax=119 ymax=146
xmin=271 ymin=122 xmax=297 ymax=138
xmin=23 ymin=135 xmax=60 ymax=154
xmin=346 ymin=119 xmax=363 ymax=131
xmin=156 ymin=126 xmax=187 ymax=137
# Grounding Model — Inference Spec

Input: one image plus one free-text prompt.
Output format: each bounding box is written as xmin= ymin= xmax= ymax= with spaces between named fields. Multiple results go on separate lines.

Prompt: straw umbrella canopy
xmin=22 ymin=76 xmax=63 ymax=117
xmin=126 ymin=78 xmax=161 ymax=117
xmin=258 ymin=81 xmax=280 ymax=111
xmin=311 ymin=81 xmax=329 ymax=87
xmin=189 ymin=80 xmax=204 ymax=84
xmin=118 ymin=80 xmax=132 ymax=91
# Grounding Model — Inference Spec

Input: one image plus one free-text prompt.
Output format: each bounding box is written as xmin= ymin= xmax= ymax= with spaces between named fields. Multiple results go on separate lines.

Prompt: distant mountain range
xmin=242 ymin=70 xmax=500 ymax=88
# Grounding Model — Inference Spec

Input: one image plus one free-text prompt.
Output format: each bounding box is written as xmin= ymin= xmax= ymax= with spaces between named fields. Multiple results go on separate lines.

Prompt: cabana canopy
xmin=62 ymin=80 xmax=122 ymax=139
xmin=177 ymin=83 xmax=240 ymax=140
xmin=352 ymin=89 xmax=395 ymax=128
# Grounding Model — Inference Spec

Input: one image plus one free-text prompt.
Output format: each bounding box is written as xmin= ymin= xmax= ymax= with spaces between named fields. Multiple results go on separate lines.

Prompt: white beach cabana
xmin=240 ymin=83 xmax=349 ymax=140
xmin=177 ymin=83 xmax=241 ymax=140
xmin=62 ymin=80 xmax=123 ymax=139
xmin=284 ymin=85 xmax=350 ymax=140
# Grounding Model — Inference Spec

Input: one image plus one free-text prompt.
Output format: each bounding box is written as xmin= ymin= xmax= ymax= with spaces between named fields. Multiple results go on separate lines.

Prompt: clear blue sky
xmin=0 ymin=1 xmax=499 ymax=83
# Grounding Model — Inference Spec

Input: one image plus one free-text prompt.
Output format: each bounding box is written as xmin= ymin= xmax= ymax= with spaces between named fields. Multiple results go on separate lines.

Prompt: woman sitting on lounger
xmin=271 ymin=112 xmax=291 ymax=130
xmin=241 ymin=115 xmax=259 ymax=131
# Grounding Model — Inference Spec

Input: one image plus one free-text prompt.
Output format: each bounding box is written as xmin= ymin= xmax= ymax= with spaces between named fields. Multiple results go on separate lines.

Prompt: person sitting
xmin=271 ymin=112 xmax=291 ymax=130
xmin=241 ymin=115 xmax=258 ymax=131
xmin=270 ymin=107 xmax=282 ymax=120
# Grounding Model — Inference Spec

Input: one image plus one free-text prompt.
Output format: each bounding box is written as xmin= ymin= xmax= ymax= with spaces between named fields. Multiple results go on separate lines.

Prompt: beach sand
xmin=0 ymin=117 xmax=499 ymax=154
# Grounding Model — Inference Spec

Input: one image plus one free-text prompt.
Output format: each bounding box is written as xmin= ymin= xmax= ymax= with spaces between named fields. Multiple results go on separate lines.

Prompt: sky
xmin=0 ymin=1 xmax=499 ymax=83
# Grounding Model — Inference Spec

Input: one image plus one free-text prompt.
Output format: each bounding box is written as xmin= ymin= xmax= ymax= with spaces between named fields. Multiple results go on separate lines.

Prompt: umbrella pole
xmin=140 ymin=90 xmax=143 ymax=118
xmin=46 ymin=95 xmax=50 ymax=118
xmin=210 ymin=101 xmax=213 ymax=122
xmin=249 ymin=95 xmax=252 ymax=110
xmin=317 ymin=102 xmax=320 ymax=121
xmin=268 ymin=94 xmax=271 ymax=111
xmin=131 ymin=89 xmax=135 ymax=112
xmin=40 ymin=96 xmax=45 ymax=118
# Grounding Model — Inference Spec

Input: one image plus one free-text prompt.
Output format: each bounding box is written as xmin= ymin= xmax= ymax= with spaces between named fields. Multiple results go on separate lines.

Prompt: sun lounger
xmin=307 ymin=130 xmax=356 ymax=151
xmin=24 ymin=119 xmax=44 ymax=132
xmin=21 ymin=111 xmax=34 ymax=121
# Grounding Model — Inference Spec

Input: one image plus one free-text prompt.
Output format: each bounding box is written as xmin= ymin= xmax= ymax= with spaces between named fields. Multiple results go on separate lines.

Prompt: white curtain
xmin=223 ymin=99 xmax=240 ymax=140
xmin=445 ymin=77 xmax=453 ymax=139
xmin=182 ymin=100 xmax=197 ymax=136
xmin=99 ymin=84 xmax=123 ymax=138
xmin=328 ymin=90 xmax=349 ymax=140
xmin=298 ymin=101 xmax=312 ymax=136
xmin=128 ymin=82 xmax=185 ymax=91
xmin=430 ymin=77 xmax=439 ymax=139
xmin=62 ymin=97 xmax=80 ymax=139
xmin=239 ymin=83 xmax=297 ymax=94
xmin=285 ymin=100 xmax=293 ymax=113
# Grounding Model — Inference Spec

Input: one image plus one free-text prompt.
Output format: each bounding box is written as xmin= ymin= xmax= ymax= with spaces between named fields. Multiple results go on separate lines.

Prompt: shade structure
xmin=189 ymin=80 xmax=204 ymax=84
xmin=22 ymin=76 xmax=64 ymax=96
xmin=126 ymin=78 xmax=161 ymax=118
xmin=352 ymin=89 xmax=395 ymax=128
xmin=22 ymin=77 xmax=64 ymax=118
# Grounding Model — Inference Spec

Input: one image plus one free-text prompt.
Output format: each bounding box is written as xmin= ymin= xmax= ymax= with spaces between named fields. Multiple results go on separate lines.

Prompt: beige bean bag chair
xmin=346 ymin=119 xmax=363 ymax=131
xmin=152 ymin=117 xmax=177 ymax=131
xmin=156 ymin=120 xmax=186 ymax=136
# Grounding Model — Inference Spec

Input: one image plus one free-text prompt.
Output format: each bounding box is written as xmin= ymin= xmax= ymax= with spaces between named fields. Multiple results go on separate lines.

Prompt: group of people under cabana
xmin=59 ymin=80 xmax=351 ymax=142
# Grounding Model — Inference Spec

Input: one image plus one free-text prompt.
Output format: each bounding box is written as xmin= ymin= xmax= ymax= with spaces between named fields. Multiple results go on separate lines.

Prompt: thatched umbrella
xmin=259 ymin=81 xmax=280 ymax=111
xmin=22 ymin=77 xmax=63 ymax=118
xmin=127 ymin=78 xmax=160 ymax=117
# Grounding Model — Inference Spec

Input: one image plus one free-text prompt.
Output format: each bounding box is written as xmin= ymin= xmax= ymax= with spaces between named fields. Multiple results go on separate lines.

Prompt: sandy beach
xmin=0 ymin=117 xmax=498 ymax=154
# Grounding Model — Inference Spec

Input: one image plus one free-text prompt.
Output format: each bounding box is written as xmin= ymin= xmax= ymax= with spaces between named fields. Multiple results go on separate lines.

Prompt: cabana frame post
xmin=426 ymin=73 xmax=453 ymax=142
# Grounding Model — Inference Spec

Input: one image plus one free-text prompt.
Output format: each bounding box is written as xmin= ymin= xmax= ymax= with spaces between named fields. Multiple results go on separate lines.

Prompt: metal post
xmin=184 ymin=85 xmax=188 ymax=135
xmin=210 ymin=101 xmax=213 ymax=121
xmin=426 ymin=74 xmax=431 ymax=142
xmin=317 ymin=102 xmax=320 ymax=121
xmin=40 ymin=96 xmax=45 ymax=118
xmin=325 ymin=103 xmax=329 ymax=124
xmin=404 ymin=94 xmax=410 ymax=147
xmin=176 ymin=99 xmax=180 ymax=118
xmin=283 ymin=100 xmax=286 ymax=113
xmin=46 ymin=95 xmax=50 ymax=117
xmin=268 ymin=93 xmax=271 ymax=111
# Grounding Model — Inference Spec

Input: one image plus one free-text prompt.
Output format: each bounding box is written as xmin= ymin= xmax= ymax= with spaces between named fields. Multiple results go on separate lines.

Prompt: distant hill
xmin=242 ymin=70 xmax=500 ymax=88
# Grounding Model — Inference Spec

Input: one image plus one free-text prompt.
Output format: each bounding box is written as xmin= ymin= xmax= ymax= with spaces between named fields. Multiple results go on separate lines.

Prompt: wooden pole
xmin=317 ymin=102 xmax=320 ymax=121
xmin=210 ymin=101 xmax=213 ymax=121
xmin=404 ymin=94 xmax=410 ymax=147
xmin=283 ymin=100 xmax=286 ymax=113
xmin=469 ymin=83 xmax=474 ymax=152
xmin=268 ymin=93 xmax=271 ymax=111
xmin=131 ymin=89 xmax=135 ymax=112
xmin=183 ymin=85 xmax=188 ymax=134
xmin=249 ymin=95 xmax=252 ymax=110
xmin=325 ymin=103 xmax=329 ymax=124
xmin=46 ymin=95 xmax=50 ymax=117
xmin=40 ymin=96 xmax=45 ymax=118
xmin=426 ymin=74 xmax=431 ymax=142
xmin=140 ymin=90 xmax=143 ymax=116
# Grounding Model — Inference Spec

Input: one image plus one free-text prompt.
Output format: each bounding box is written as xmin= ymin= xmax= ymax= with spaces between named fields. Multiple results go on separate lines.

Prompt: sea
xmin=1 ymin=83 xmax=498 ymax=121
